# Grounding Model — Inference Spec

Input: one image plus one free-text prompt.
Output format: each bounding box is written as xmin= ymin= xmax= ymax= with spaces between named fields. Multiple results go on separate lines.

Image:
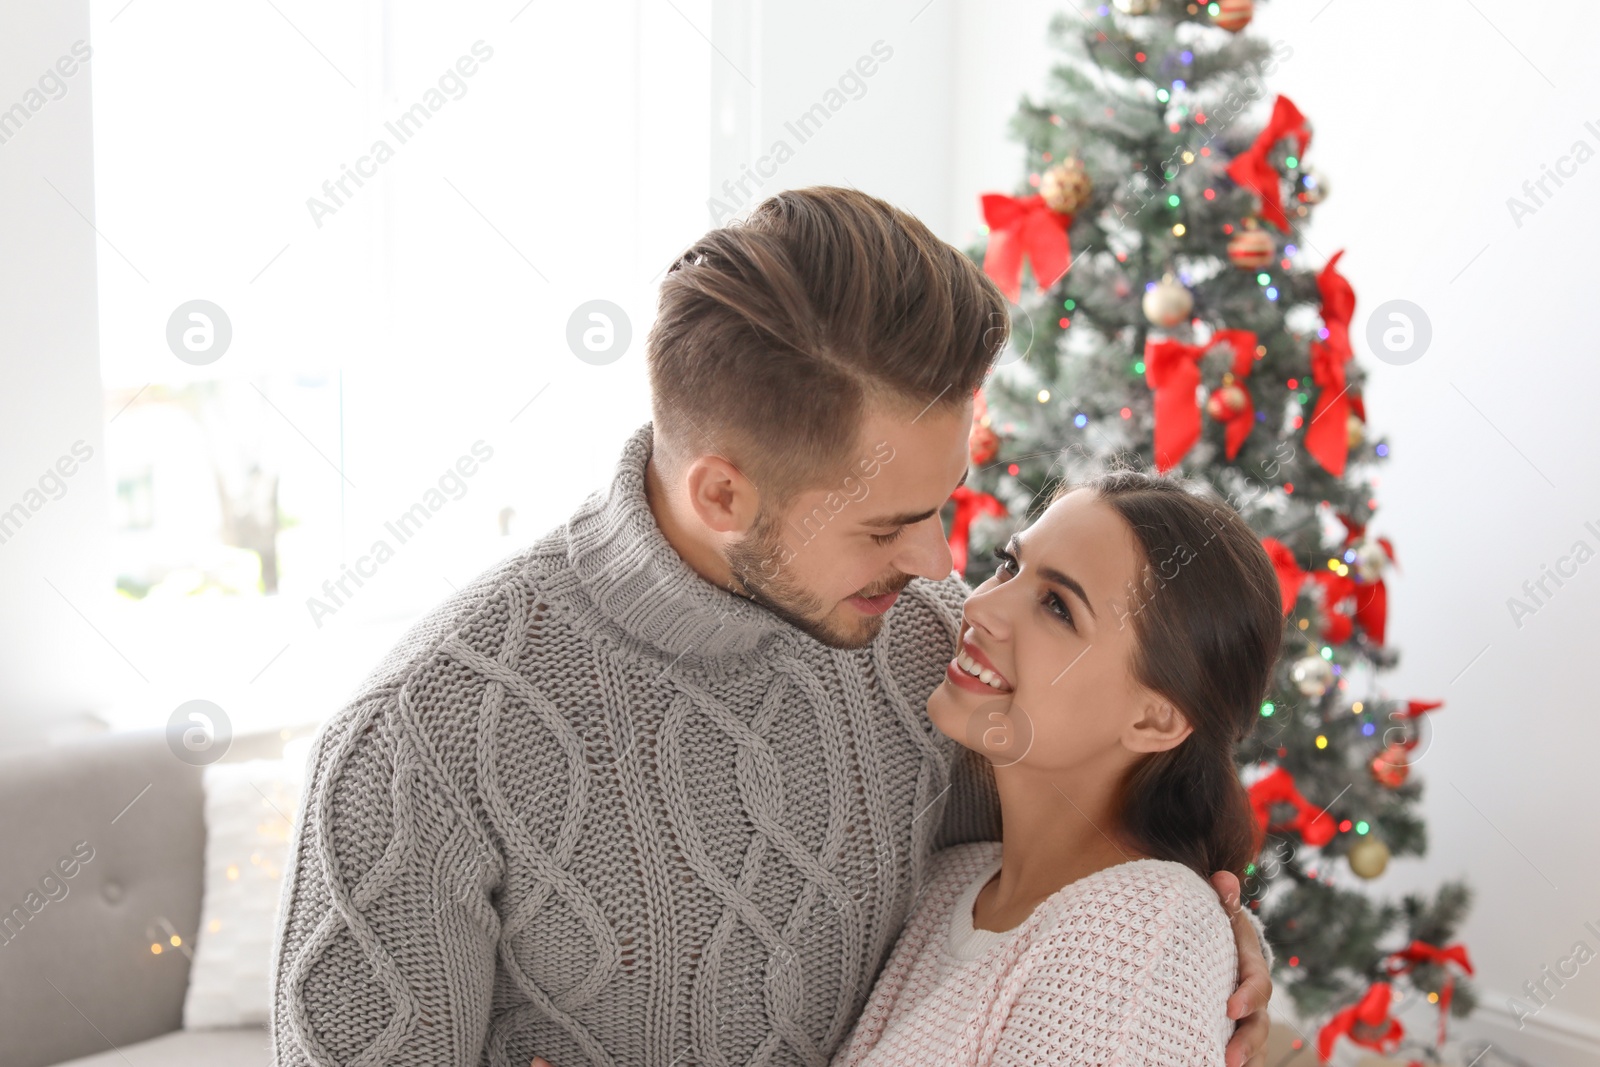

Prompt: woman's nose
xmin=962 ymin=577 xmax=1013 ymax=642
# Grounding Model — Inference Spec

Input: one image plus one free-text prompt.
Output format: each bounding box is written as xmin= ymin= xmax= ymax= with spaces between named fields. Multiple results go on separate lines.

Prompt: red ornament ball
xmin=1214 ymin=0 xmax=1254 ymax=32
xmin=1228 ymin=227 xmax=1275 ymax=269
xmin=1205 ymin=384 xmax=1250 ymax=421
xmin=970 ymin=390 xmax=1000 ymax=466
xmin=969 ymin=421 xmax=999 ymax=466
xmin=1371 ymin=742 xmax=1411 ymax=789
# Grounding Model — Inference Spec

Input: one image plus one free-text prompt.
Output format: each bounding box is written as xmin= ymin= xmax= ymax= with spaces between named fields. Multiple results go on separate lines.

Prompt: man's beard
xmin=724 ymin=511 xmax=908 ymax=650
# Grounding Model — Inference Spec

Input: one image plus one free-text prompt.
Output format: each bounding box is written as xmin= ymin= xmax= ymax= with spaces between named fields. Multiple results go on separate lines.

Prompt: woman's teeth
xmin=956 ymin=650 xmax=1008 ymax=690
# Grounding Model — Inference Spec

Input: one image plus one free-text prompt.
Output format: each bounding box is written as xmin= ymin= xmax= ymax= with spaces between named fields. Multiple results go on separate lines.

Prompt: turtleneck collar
xmin=560 ymin=423 xmax=799 ymax=662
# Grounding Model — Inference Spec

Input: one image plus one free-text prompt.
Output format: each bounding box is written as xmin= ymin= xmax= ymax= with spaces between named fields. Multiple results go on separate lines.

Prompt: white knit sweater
xmin=833 ymin=842 xmax=1238 ymax=1066
xmin=269 ymin=424 xmax=1002 ymax=1067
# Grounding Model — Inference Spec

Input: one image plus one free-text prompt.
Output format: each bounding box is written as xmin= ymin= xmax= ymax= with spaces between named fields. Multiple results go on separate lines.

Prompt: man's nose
xmin=893 ymin=514 xmax=954 ymax=581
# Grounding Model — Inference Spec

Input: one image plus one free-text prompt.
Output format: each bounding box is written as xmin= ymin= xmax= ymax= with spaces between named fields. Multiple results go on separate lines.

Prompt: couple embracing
xmin=270 ymin=186 xmax=1279 ymax=1066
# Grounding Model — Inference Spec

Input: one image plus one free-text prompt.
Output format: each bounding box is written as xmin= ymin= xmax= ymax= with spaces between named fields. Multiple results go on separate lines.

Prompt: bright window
xmin=89 ymin=0 xmax=710 ymax=735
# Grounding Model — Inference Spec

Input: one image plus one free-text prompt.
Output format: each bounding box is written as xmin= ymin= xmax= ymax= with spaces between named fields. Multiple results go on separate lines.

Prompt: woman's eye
xmin=991 ymin=545 xmax=1073 ymax=628
xmin=1045 ymin=591 xmax=1075 ymax=627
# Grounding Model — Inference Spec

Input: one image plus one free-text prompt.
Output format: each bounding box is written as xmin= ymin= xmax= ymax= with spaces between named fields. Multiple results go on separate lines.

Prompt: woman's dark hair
xmin=1051 ymin=468 xmax=1283 ymax=878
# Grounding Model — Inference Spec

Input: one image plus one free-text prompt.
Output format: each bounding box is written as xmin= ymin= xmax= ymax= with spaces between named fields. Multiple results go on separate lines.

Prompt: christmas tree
xmin=955 ymin=1 xmax=1476 ymax=1061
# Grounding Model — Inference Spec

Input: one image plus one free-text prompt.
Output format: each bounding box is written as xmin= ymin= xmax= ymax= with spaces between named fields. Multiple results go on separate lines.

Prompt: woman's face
xmin=926 ymin=488 xmax=1191 ymax=779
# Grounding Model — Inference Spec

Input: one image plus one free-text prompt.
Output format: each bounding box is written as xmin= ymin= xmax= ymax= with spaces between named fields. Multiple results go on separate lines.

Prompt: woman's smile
xmin=945 ymin=637 xmax=1014 ymax=694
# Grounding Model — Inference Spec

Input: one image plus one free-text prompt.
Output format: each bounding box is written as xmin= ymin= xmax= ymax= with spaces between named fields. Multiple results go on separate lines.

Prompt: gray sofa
xmin=0 ymin=728 xmax=295 ymax=1067
xmin=4 ymin=729 xmax=1337 ymax=1067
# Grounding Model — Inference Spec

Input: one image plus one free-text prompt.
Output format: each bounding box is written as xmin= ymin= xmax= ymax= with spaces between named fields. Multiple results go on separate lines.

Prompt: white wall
xmin=0 ymin=0 xmax=110 ymax=750
xmin=709 ymin=0 xmax=960 ymax=236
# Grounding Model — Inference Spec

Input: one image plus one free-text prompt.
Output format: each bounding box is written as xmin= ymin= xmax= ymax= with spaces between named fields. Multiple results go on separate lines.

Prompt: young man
xmin=270 ymin=187 xmax=1273 ymax=1067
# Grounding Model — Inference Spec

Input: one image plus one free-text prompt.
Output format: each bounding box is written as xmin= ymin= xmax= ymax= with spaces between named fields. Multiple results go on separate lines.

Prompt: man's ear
xmin=683 ymin=454 xmax=762 ymax=536
xmin=1123 ymin=695 xmax=1194 ymax=755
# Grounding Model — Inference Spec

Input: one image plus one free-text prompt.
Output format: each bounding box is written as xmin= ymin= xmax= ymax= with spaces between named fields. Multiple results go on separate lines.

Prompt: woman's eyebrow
xmin=1012 ymin=534 xmax=1098 ymax=620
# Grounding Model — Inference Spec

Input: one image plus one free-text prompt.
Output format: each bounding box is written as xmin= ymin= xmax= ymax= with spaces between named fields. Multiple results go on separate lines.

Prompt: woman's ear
xmin=1123 ymin=695 xmax=1194 ymax=755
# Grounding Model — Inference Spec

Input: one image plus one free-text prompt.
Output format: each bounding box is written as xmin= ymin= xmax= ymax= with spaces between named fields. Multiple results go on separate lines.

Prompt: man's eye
xmin=871 ymin=528 xmax=905 ymax=547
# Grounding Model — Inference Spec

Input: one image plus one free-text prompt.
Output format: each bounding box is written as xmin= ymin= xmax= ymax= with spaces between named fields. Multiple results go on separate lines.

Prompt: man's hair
xmin=646 ymin=186 xmax=1008 ymax=502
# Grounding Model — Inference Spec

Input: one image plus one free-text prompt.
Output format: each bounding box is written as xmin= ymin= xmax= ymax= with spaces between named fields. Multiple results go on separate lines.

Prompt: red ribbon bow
xmin=1260 ymin=524 xmax=1389 ymax=645
xmin=1386 ymin=941 xmax=1474 ymax=1048
xmin=1387 ymin=940 xmax=1474 ymax=976
xmin=1318 ymin=981 xmax=1405 ymax=1062
xmin=1142 ymin=330 xmax=1259 ymax=471
xmin=1332 ymin=513 xmax=1392 ymax=644
xmin=1226 ymin=95 xmax=1312 ymax=232
xmin=1393 ymin=699 xmax=1443 ymax=720
xmin=1247 ymin=766 xmax=1335 ymax=849
xmin=948 ymin=484 xmax=1006 ymax=576
xmin=1261 ymin=538 xmax=1307 ymax=615
xmin=1304 ymin=251 xmax=1358 ymax=477
xmin=979 ymin=193 xmax=1073 ymax=304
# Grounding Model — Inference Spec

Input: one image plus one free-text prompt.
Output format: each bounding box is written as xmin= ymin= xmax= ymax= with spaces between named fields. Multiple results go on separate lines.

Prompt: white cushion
xmin=51 ymin=1027 xmax=271 ymax=1067
xmin=181 ymin=756 xmax=305 ymax=1030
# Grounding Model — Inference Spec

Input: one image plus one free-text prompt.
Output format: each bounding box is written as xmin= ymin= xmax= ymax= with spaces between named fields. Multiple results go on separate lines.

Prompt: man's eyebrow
xmin=1011 ymin=534 xmax=1098 ymax=621
xmin=860 ymin=468 xmax=969 ymax=528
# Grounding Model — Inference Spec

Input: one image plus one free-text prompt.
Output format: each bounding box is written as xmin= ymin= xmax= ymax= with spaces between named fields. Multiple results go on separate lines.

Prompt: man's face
xmin=726 ymin=399 xmax=973 ymax=649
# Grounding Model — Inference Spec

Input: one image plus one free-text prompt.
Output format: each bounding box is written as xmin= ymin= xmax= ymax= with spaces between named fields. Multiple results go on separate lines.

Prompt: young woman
xmin=833 ymin=469 xmax=1283 ymax=1066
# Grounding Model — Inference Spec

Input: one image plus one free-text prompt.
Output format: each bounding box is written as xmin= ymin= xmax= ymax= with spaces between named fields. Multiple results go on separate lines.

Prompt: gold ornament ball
xmin=1228 ymin=227 xmax=1275 ymax=269
xmin=1348 ymin=836 xmax=1391 ymax=879
xmin=1290 ymin=654 xmax=1333 ymax=698
xmin=1041 ymin=159 xmax=1093 ymax=215
xmin=1214 ymin=0 xmax=1254 ymax=32
xmin=1347 ymin=413 xmax=1365 ymax=449
xmin=1354 ymin=540 xmax=1389 ymax=582
xmin=1142 ymin=273 xmax=1194 ymax=328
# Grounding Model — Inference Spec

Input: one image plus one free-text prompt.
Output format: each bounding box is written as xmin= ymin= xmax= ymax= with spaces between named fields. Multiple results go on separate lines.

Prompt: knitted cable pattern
xmin=269 ymin=423 xmax=1002 ymax=1067
xmin=833 ymin=842 xmax=1239 ymax=1066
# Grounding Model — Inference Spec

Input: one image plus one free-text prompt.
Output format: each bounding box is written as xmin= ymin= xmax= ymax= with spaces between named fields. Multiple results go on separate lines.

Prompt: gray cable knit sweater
xmin=270 ymin=423 xmax=1002 ymax=1067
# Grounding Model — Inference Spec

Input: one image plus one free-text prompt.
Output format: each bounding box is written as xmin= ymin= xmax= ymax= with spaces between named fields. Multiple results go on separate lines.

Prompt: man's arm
xmin=271 ymin=689 xmax=501 ymax=1066
xmin=932 ymin=744 xmax=1002 ymax=848
xmin=1210 ymin=871 xmax=1274 ymax=1067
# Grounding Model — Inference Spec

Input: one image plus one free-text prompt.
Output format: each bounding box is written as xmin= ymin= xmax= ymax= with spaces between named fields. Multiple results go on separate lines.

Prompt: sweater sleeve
xmin=270 ymin=686 xmax=502 ymax=1067
xmin=935 ymin=745 xmax=1003 ymax=848
xmin=988 ymin=871 xmax=1234 ymax=1067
